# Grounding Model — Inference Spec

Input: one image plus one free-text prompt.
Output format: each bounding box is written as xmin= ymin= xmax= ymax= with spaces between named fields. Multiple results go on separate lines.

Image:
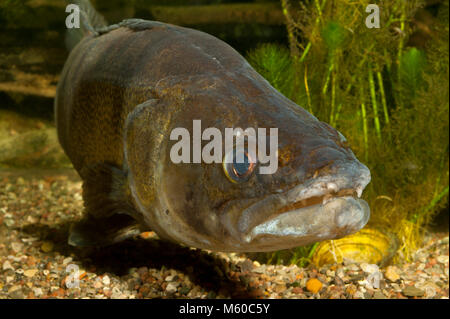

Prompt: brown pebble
xmin=402 ymin=285 xmax=425 ymax=297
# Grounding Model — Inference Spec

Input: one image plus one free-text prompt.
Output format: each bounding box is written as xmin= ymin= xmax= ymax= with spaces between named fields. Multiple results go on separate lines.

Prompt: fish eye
xmin=223 ymin=148 xmax=257 ymax=183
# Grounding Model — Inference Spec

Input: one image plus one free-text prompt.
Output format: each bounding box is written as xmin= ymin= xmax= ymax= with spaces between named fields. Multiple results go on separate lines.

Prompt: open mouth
xmin=231 ymin=162 xmax=371 ymax=251
xmin=275 ymin=188 xmax=358 ymax=215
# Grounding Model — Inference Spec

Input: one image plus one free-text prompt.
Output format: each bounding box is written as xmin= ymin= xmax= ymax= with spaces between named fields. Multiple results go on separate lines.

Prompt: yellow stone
xmin=24 ymin=269 xmax=38 ymax=278
xmin=306 ymin=278 xmax=322 ymax=294
xmin=384 ymin=266 xmax=400 ymax=282
xmin=41 ymin=241 xmax=54 ymax=253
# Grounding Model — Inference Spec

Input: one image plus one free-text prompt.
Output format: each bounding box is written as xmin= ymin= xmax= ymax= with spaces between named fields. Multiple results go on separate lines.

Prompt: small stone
xmin=62 ymin=257 xmax=73 ymax=265
xmin=360 ymin=263 xmax=379 ymax=274
xmin=273 ymin=284 xmax=286 ymax=293
xmin=253 ymin=266 xmax=266 ymax=274
xmin=8 ymin=285 xmax=21 ymax=293
xmin=292 ymin=287 xmax=303 ymax=294
xmin=353 ymin=291 xmax=365 ymax=299
xmin=373 ymin=291 xmax=386 ymax=299
xmin=165 ymin=275 xmax=175 ymax=282
xmin=384 ymin=266 xmax=400 ymax=282
xmin=33 ymin=288 xmax=43 ymax=297
xmin=3 ymin=260 xmax=14 ymax=271
xmin=23 ymin=269 xmax=38 ymax=278
xmin=8 ymin=289 xmax=24 ymax=299
xmin=41 ymin=242 xmax=54 ymax=253
xmin=306 ymin=278 xmax=322 ymax=294
xmin=93 ymin=280 xmax=103 ymax=289
xmin=111 ymin=287 xmax=123 ymax=299
xmin=402 ymin=286 xmax=425 ymax=297
xmin=437 ymin=255 xmax=449 ymax=264
xmin=102 ymin=275 xmax=110 ymax=286
xmin=165 ymin=282 xmax=178 ymax=294
xmin=11 ymin=242 xmax=23 ymax=253
xmin=238 ymin=260 xmax=254 ymax=272
xmin=4 ymin=219 xmax=15 ymax=227
xmin=179 ymin=286 xmax=191 ymax=295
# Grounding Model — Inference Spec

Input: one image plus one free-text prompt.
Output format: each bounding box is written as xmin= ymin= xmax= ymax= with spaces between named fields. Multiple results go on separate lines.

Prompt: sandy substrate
xmin=0 ymin=169 xmax=448 ymax=299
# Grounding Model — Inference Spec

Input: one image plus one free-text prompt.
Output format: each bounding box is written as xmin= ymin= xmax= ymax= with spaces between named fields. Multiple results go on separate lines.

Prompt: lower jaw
xmin=237 ymin=196 xmax=370 ymax=252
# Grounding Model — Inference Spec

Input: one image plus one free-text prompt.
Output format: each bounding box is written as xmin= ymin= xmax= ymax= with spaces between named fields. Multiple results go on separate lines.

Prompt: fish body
xmin=55 ymin=2 xmax=371 ymax=252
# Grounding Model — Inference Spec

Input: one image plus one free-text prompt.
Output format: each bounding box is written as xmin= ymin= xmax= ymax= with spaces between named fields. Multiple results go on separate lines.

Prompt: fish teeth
xmin=326 ymin=182 xmax=338 ymax=192
xmin=322 ymin=194 xmax=334 ymax=205
xmin=356 ymin=187 xmax=363 ymax=198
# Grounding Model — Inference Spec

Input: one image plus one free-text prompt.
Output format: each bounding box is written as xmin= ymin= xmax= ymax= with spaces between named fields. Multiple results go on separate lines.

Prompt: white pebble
xmin=360 ymin=263 xmax=379 ymax=274
xmin=62 ymin=257 xmax=73 ymax=265
xmin=102 ymin=275 xmax=111 ymax=286
xmin=165 ymin=282 xmax=178 ymax=294
xmin=33 ymin=288 xmax=43 ymax=297
xmin=2 ymin=260 xmax=14 ymax=271
xmin=437 ymin=255 xmax=449 ymax=264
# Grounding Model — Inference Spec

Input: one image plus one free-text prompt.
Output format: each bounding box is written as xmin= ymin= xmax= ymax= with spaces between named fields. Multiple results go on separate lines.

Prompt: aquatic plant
xmin=248 ymin=0 xmax=449 ymax=265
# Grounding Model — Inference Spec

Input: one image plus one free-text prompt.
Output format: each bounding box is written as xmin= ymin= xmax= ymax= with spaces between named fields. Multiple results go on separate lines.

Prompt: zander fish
xmin=55 ymin=0 xmax=371 ymax=252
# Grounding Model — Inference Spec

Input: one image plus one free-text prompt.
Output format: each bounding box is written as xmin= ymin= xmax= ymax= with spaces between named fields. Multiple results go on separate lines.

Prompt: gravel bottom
xmin=0 ymin=170 xmax=448 ymax=299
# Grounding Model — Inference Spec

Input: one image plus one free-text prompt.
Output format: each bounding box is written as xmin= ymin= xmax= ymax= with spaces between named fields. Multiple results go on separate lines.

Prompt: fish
xmin=55 ymin=0 xmax=371 ymax=252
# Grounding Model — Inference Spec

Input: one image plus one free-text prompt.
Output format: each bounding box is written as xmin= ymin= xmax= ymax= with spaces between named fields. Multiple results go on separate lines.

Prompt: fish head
xmin=125 ymin=75 xmax=371 ymax=252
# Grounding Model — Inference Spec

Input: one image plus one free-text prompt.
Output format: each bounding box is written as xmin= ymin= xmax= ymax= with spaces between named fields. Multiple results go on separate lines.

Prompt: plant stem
xmin=369 ymin=67 xmax=382 ymax=142
xmin=334 ymin=43 xmax=376 ymax=124
xmin=377 ymin=71 xmax=389 ymax=126
xmin=330 ymin=68 xmax=336 ymax=126
xmin=304 ymin=65 xmax=313 ymax=114
xmin=360 ymin=86 xmax=369 ymax=163
xmin=322 ymin=60 xmax=334 ymax=95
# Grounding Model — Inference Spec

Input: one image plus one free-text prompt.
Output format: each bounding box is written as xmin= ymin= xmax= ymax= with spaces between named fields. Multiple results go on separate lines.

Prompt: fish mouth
xmin=225 ymin=161 xmax=371 ymax=252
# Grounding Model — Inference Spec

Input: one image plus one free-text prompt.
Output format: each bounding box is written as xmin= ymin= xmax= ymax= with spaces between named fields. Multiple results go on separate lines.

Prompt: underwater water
xmin=0 ymin=0 xmax=448 ymax=301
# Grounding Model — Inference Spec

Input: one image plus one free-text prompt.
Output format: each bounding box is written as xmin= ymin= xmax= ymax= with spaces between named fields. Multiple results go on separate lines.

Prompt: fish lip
xmin=243 ymin=196 xmax=370 ymax=246
xmin=235 ymin=161 xmax=371 ymax=242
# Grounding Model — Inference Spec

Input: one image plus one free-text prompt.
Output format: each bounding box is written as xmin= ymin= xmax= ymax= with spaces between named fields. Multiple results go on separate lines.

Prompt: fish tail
xmin=65 ymin=0 xmax=107 ymax=51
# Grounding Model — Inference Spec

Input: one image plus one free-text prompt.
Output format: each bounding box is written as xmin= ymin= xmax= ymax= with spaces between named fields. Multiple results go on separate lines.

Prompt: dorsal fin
xmin=65 ymin=0 xmax=107 ymax=51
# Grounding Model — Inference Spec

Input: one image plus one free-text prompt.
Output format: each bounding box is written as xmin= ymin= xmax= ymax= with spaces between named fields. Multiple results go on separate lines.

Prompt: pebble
xmin=384 ymin=266 xmax=400 ymax=282
xmin=23 ymin=269 xmax=38 ymax=278
xmin=402 ymin=286 xmax=425 ymax=297
xmin=437 ymin=255 xmax=449 ymax=264
xmin=40 ymin=242 xmax=53 ymax=253
xmin=373 ymin=291 xmax=386 ymax=299
xmin=62 ymin=257 xmax=73 ymax=265
xmin=93 ymin=280 xmax=103 ymax=289
xmin=11 ymin=242 xmax=23 ymax=253
xmin=165 ymin=282 xmax=178 ymax=294
xmin=33 ymin=288 xmax=43 ymax=297
xmin=2 ymin=260 xmax=14 ymax=271
xmin=360 ymin=263 xmax=379 ymax=274
xmin=102 ymin=275 xmax=111 ymax=286
xmin=306 ymin=278 xmax=322 ymax=294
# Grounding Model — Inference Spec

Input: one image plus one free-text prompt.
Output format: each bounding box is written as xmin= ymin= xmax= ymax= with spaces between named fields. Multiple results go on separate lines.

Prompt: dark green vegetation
xmin=247 ymin=0 xmax=449 ymax=265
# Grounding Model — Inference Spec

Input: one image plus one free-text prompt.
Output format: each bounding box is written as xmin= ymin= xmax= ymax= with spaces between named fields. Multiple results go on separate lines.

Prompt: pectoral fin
xmin=69 ymin=162 xmax=145 ymax=247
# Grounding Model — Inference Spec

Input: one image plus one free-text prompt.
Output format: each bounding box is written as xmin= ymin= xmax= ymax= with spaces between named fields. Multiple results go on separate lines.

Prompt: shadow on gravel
xmin=20 ymin=222 xmax=255 ymax=298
